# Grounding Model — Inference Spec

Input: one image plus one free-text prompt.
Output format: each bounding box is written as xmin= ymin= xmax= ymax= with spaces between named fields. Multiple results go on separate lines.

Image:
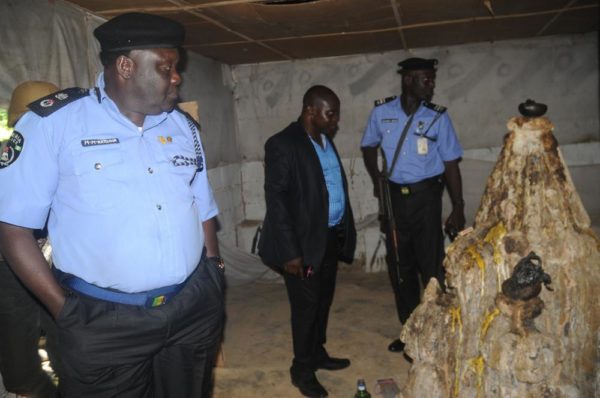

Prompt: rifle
xmin=378 ymin=151 xmax=403 ymax=284
xmin=377 ymin=113 xmax=415 ymax=285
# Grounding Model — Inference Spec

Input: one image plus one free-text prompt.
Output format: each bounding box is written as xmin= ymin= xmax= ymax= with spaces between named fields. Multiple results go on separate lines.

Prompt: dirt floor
xmin=213 ymin=264 xmax=412 ymax=397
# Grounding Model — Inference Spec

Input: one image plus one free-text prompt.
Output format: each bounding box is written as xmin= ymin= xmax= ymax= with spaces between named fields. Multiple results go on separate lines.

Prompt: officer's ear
xmin=116 ymin=55 xmax=135 ymax=80
xmin=304 ymin=104 xmax=316 ymax=117
xmin=401 ymin=72 xmax=414 ymax=86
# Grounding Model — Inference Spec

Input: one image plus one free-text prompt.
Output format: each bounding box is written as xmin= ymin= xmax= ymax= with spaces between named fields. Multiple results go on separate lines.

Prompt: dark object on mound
xmin=518 ymin=100 xmax=547 ymax=117
xmin=502 ymin=251 xmax=553 ymax=301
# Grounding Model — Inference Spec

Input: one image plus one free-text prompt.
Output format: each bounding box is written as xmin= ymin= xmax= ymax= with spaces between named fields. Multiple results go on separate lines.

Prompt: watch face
xmin=209 ymin=256 xmax=225 ymax=269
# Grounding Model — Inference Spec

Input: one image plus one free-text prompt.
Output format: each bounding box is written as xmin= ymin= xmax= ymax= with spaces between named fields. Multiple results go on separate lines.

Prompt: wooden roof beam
xmin=536 ymin=0 xmax=579 ymax=36
xmin=185 ymin=3 xmax=598 ymax=48
xmin=390 ymin=0 xmax=409 ymax=51
xmin=96 ymin=0 xmax=267 ymax=15
xmin=169 ymin=0 xmax=293 ymax=60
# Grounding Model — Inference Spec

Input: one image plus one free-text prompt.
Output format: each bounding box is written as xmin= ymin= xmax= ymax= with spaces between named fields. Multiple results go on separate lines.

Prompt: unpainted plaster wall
xmin=180 ymin=54 xmax=238 ymax=169
xmin=230 ymin=33 xmax=598 ymax=162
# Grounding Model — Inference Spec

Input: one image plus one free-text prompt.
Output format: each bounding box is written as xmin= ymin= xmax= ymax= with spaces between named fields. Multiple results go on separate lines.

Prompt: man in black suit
xmin=258 ymin=85 xmax=356 ymax=398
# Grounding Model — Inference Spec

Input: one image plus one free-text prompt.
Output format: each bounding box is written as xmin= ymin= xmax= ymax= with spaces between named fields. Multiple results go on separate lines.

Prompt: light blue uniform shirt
xmin=0 ymin=74 xmax=218 ymax=292
xmin=361 ymin=97 xmax=463 ymax=184
xmin=309 ymin=134 xmax=345 ymax=227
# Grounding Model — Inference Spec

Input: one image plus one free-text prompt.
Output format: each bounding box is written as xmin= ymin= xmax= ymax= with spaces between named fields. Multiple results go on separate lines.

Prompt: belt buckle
xmin=400 ymin=186 xmax=410 ymax=195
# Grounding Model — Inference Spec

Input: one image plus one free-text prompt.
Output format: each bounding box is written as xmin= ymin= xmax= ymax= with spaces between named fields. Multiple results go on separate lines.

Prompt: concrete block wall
xmin=230 ymin=158 xmax=386 ymax=268
xmin=208 ymin=164 xmax=243 ymax=246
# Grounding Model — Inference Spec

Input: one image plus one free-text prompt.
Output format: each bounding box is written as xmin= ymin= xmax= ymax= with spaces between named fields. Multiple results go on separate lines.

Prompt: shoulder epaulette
xmin=374 ymin=96 xmax=397 ymax=107
xmin=27 ymin=87 xmax=90 ymax=117
xmin=423 ymin=102 xmax=447 ymax=113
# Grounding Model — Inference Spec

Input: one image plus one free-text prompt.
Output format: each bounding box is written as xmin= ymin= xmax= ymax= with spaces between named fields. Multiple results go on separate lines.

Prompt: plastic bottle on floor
xmin=354 ymin=379 xmax=371 ymax=398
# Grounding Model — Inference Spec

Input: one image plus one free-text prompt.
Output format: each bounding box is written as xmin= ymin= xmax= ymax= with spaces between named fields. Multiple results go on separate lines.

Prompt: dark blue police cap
xmin=397 ymin=57 xmax=438 ymax=74
xmin=94 ymin=12 xmax=185 ymax=52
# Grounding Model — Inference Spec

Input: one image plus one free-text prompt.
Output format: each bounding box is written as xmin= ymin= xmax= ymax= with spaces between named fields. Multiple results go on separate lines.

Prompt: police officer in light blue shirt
xmin=361 ymin=57 xmax=466 ymax=356
xmin=361 ymin=96 xmax=463 ymax=185
xmin=0 ymin=13 xmax=225 ymax=397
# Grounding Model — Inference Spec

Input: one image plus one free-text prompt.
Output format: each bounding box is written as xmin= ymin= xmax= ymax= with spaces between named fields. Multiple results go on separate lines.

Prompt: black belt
xmin=389 ymin=175 xmax=442 ymax=196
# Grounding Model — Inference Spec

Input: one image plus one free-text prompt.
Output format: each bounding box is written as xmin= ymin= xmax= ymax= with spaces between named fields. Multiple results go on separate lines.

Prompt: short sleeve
xmin=436 ymin=113 xmax=463 ymax=161
xmin=0 ymin=113 xmax=59 ymax=228
xmin=360 ymin=107 xmax=382 ymax=148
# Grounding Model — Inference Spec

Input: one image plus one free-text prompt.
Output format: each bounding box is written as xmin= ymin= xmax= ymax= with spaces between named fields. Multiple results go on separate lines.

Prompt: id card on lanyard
xmin=417 ymin=137 xmax=428 ymax=155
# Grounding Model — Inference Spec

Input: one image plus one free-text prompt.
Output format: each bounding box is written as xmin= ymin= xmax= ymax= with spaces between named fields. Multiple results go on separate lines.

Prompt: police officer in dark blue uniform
xmin=361 ymin=58 xmax=466 ymax=355
xmin=0 ymin=13 xmax=225 ymax=397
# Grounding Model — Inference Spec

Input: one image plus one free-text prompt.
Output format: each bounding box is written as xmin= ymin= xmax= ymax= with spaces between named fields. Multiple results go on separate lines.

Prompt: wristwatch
xmin=208 ymin=256 xmax=225 ymax=270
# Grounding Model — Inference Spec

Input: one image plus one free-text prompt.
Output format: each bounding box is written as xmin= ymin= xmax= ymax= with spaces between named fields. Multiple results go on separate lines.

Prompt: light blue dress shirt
xmin=361 ymin=97 xmax=463 ymax=184
xmin=0 ymin=73 xmax=218 ymax=292
xmin=309 ymin=134 xmax=345 ymax=227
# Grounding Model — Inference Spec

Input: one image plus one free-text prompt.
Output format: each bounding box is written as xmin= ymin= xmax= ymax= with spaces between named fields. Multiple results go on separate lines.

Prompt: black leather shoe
xmin=291 ymin=373 xmax=328 ymax=397
xmin=316 ymin=356 xmax=351 ymax=370
xmin=388 ymin=338 xmax=405 ymax=353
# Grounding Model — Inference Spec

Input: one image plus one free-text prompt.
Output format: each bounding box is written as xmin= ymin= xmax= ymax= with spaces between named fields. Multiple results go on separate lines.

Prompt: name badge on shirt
xmin=382 ymin=118 xmax=398 ymax=123
xmin=417 ymin=137 xmax=428 ymax=155
xmin=81 ymin=138 xmax=120 ymax=147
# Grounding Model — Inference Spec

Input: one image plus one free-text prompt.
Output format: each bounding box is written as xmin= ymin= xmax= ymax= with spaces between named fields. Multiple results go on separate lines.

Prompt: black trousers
xmin=385 ymin=181 xmax=445 ymax=324
xmin=55 ymin=258 xmax=225 ymax=398
xmin=0 ymin=260 xmax=59 ymax=398
xmin=283 ymin=228 xmax=340 ymax=377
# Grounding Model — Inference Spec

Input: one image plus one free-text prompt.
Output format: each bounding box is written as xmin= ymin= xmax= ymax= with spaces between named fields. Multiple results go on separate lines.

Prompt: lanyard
xmin=385 ymin=113 xmax=415 ymax=178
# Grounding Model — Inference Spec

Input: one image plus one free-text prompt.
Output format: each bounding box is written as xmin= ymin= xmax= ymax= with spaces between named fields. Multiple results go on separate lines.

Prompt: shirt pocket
xmin=71 ymin=147 xmax=127 ymax=210
xmin=413 ymin=116 xmax=440 ymax=142
xmin=381 ymin=124 xmax=401 ymax=152
xmin=155 ymin=144 xmax=200 ymax=201
xmin=412 ymin=137 xmax=440 ymax=171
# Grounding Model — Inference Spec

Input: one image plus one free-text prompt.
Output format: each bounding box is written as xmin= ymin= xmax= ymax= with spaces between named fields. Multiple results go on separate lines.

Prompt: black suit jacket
xmin=258 ymin=121 xmax=356 ymax=272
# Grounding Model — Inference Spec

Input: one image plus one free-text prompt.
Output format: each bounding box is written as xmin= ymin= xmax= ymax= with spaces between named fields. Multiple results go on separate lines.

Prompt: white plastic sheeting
xmin=220 ymin=241 xmax=281 ymax=286
xmin=0 ymin=0 xmax=104 ymax=106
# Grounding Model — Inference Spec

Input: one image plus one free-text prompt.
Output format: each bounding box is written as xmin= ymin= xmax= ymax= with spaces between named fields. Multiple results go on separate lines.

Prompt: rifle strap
xmin=385 ymin=112 xmax=415 ymax=178
xmin=419 ymin=110 xmax=444 ymax=141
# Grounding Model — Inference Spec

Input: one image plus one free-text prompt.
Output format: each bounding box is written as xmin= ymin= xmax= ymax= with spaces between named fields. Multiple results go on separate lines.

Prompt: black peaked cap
xmin=397 ymin=57 xmax=438 ymax=74
xmin=94 ymin=12 xmax=185 ymax=52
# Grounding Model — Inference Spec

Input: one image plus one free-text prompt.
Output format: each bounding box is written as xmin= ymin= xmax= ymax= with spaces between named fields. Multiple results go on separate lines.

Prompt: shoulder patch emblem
xmin=27 ymin=87 xmax=90 ymax=118
xmin=40 ymin=99 xmax=55 ymax=107
xmin=374 ymin=96 xmax=397 ymax=107
xmin=423 ymin=102 xmax=447 ymax=113
xmin=0 ymin=131 xmax=25 ymax=169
